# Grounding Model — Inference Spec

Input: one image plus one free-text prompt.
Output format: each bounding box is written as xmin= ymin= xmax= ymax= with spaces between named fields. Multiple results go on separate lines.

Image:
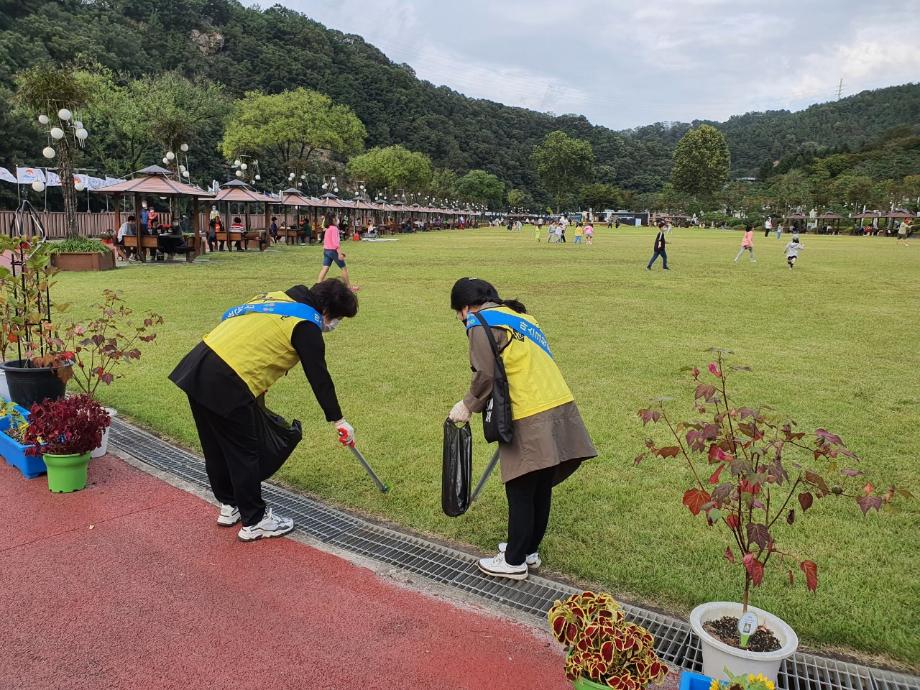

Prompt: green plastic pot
xmin=43 ymin=452 xmax=91 ymax=493
xmin=573 ymin=677 xmax=609 ymax=690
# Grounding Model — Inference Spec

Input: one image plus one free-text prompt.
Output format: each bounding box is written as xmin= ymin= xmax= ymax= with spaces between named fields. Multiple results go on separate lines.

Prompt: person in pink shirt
xmin=317 ymin=213 xmax=356 ymax=289
xmin=734 ymin=223 xmax=757 ymax=263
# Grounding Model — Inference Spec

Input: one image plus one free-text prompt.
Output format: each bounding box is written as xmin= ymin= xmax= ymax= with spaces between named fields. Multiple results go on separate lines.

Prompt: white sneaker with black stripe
xmin=237 ymin=508 xmax=294 ymax=542
xmin=478 ymin=551 xmax=528 ymax=580
xmin=216 ymin=503 xmax=240 ymax=527
xmin=498 ymin=542 xmax=541 ymax=569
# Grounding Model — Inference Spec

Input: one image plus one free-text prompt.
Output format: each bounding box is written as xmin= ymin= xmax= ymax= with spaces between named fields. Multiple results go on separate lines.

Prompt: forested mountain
xmin=1 ymin=0 xmax=918 ymax=203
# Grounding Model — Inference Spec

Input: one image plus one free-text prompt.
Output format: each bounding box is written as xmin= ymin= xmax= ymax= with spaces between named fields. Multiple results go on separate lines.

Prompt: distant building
xmin=603 ymin=209 xmax=650 ymax=226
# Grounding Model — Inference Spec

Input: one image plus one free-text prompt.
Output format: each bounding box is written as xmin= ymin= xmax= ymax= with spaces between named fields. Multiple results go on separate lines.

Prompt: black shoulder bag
xmin=475 ymin=311 xmax=514 ymax=444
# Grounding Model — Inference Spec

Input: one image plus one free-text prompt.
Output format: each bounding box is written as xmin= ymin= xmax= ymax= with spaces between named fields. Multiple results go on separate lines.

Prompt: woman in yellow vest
xmin=170 ymin=279 xmax=358 ymax=542
xmin=447 ymin=278 xmax=596 ymax=580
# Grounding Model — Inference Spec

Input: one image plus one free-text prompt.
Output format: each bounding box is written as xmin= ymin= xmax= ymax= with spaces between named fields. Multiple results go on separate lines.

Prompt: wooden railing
xmin=0 ymin=210 xmax=173 ymax=238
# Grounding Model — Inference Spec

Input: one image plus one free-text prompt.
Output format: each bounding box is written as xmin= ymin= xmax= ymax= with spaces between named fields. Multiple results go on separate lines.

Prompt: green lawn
xmin=51 ymin=227 xmax=919 ymax=668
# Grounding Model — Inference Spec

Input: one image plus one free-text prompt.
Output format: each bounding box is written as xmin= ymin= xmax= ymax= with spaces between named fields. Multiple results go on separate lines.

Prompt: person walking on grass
xmin=447 ymin=278 xmax=596 ymax=581
xmin=734 ymin=223 xmax=757 ymax=263
xmin=573 ymin=224 xmax=583 ymax=244
xmin=764 ymin=216 xmax=772 ymax=238
xmin=584 ymin=222 xmax=594 ymax=245
xmin=646 ymin=222 xmax=669 ymax=270
xmin=169 ymin=279 xmax=359 ymax=542
xmin=317 ymin=213 xmax=358 ymax=290
xmin=898 ymin=218 xmax=911 ymax=243
xmin=784 ymin=234 xmax=805 ymax=269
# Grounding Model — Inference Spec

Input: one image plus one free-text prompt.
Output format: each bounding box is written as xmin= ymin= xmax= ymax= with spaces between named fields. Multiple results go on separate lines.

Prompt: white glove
xmin=448 ymin=400 xmax=471 ymax=424
xmin=334 ymin=419 xmax=354 ymax=445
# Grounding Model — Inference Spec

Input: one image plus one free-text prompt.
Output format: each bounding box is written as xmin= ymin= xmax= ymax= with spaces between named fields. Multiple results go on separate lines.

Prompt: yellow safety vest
xmin=483 ymin=306 xmax=574 ymax=420
xmin=204 ymin=291 xmax=312 ymax=397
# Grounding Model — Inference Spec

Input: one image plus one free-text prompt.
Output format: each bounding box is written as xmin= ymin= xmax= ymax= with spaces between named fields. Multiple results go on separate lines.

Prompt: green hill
xmin=1 ymin=0 xmax=918 ymax=201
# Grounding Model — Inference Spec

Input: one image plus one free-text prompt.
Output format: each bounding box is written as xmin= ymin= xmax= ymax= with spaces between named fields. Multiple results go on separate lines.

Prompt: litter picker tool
xmin=338 ymin=430 xmax=389 ymax=493
xmin=470 ymin=447 xmax=500 ymax=503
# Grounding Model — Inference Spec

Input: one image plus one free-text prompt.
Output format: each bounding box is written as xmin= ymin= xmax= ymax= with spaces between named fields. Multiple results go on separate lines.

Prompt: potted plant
xmin=548 ymin=591 xmax=669 ymax=690
xmin=634 ymin=350 xmax=907 ymax=681
xmin=0 ymin=234 xmax=74 ymax=408
xmin=21 ymin=394 xmax=110 ymax=492
xmin=0 ymin=401 xmax=45 ymax=478
xmin=58 ymin=289 xmax=163 ymax=457
xmin=679 ymin=668 xmax=775 ymax=690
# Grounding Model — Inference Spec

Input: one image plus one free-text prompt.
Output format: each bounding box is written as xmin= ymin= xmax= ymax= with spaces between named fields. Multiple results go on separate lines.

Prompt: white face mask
xmin=322 ymin=318 xmax=341 ymax=333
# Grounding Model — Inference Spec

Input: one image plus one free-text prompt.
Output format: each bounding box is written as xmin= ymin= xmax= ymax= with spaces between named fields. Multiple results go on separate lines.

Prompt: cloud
xmin=265 ymin=0 xmax=920 ymax=129
xmin=411 ymin=44 xmax=590 ymax=114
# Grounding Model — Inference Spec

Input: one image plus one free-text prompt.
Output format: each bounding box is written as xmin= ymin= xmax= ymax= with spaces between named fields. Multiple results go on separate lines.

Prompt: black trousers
xmin=188 ymin=397 xmax=287 ymax=526
xmin=504 ymin=466 xmax=556 ymax=566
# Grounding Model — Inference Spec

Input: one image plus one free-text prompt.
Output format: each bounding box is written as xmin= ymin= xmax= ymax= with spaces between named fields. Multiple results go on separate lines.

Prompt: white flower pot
xmin=690 ymin=602 xmax=798 ymax=683
xmin=91 ymin=408 xmax=117 ymax=459
xmin=0 ymin=369 xmax=9 ymax=401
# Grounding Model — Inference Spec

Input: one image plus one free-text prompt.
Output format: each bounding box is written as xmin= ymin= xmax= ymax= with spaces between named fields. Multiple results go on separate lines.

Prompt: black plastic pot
xmin=0 ymin=359 xmax=68 ymax=409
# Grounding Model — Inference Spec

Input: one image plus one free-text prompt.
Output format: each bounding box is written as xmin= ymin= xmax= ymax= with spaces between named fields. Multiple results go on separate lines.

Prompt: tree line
xmin=0 ymin=0 xmax=918 ymax=213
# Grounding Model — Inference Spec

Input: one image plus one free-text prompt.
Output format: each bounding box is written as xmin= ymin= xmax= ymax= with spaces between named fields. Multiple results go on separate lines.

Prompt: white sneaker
xmin=237 ymin=508 xmax=294 ymax=542
xmin=216 ymin=503 xmax=240 ymax=527
xmin=478 ymin=551 xmax=528 ymax=580
xmin=498 ymin=542 xmax=541 ymax=569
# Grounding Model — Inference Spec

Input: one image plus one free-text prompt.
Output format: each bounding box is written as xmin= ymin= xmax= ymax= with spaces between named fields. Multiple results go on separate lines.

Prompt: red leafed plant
xmin=57 ymin=289 xmax=164 ymax=397
xmin=548 ymin=591 xmax=668 ymax=689
xmin=22 ymin=394 xmax=110 ymax=456
xmin=634 ymin=349 xmax=909 ymax=611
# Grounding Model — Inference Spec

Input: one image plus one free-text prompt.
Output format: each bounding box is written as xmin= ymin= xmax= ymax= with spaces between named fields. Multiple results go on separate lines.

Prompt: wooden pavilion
xmin=92 ymin=164 xmax=213 ymax=262
xmin=212 ymin=180 xmax=275 ymax=251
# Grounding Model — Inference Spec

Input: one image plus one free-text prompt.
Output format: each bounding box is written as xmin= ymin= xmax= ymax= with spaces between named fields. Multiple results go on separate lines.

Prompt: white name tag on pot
xmin=738 ymin=611 xmax=759 ymax=648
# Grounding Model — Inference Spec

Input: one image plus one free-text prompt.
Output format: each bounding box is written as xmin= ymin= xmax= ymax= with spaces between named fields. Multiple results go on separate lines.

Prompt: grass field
xmin=49 ymin=226 xmax=919 ymax=668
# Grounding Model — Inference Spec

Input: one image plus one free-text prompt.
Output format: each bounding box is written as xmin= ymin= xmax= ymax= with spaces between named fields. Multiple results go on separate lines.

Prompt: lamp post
xmin=34 ymin=106 xmax=88 ymax=237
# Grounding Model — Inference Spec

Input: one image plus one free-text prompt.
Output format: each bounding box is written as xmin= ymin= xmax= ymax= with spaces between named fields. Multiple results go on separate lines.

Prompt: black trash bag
xmin=442 ymin=419 xmax=472 ymax=517
xmin=257 ymin=404 xmax=303 ymax=480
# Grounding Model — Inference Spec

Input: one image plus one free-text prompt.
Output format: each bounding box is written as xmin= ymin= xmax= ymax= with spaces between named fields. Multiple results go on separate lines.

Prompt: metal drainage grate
xmin=110 ymin=419 xmax=918 ymax=690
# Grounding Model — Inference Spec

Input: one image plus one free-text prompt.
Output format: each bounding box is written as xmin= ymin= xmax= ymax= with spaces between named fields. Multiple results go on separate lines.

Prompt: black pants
xmin=505 ymin=466 xmax=556 ymax=566
xmin=188 ymin=398 xmax=287 ymax=526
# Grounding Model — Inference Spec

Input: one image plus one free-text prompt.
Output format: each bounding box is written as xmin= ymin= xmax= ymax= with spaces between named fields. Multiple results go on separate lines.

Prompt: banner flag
xmin=16 ymin=167 xmax=45 ymax=184
xmin=0 ymin=167 xmax=16 ymax=184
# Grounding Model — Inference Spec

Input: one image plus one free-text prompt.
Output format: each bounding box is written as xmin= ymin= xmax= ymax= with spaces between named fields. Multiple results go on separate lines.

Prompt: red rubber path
xmin=0 ymin=455 xmax=570 ymax=689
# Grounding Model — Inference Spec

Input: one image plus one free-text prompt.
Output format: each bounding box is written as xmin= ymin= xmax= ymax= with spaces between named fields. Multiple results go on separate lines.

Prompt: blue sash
xmin=221 ymin=301 xmax=323 ymax=329
xmin=466 ymin=310 xmax=554 ymax=360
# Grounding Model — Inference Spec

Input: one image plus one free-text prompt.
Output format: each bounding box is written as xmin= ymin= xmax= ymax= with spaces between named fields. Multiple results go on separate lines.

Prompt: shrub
xmin=50 ymin=237 xmax=110 ymax=254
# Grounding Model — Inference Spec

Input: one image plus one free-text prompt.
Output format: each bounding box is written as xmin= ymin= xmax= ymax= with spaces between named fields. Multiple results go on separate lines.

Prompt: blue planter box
xmin=680 ymin=671 xmax=714 ymax=690
xmin=0 ymin=405 xmax=45 ymax=479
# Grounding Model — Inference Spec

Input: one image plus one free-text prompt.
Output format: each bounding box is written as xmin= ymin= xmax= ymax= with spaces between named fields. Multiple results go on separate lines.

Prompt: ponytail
xmin=496 ymin=298 xmax=526 ymax=314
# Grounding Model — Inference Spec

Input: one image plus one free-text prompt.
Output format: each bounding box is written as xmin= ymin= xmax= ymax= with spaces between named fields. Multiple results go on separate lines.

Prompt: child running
xmin=584 ymin=223 xmax=594 ymax=245
xmin=784 ymin=234 xmax=805 ymax=269
xmin=734 ymin=223 xmax=757 ymax=262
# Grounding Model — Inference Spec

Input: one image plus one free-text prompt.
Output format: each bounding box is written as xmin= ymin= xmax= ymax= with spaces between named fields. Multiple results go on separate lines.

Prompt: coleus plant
xmin=23 ymin=394 xmax=110 ymax=456
xmin=634 ymin=350 xmax=908 ymax=611
xmin=548 ymin=591 xmax=668 ymax=689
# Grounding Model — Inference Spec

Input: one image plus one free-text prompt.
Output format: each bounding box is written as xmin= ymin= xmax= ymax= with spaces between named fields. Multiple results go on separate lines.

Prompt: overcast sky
xmin=266 ymin=0 xmax=920 ymax=130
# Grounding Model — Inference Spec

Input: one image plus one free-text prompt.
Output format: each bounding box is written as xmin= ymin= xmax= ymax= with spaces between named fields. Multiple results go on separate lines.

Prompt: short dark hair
xmin=127 ymin=215 xmax=135 ymax=221
xmin=310 ymin=278 xmax=358 ymax=319
xmin=324 ymin=213 xmax=336 ymax=228
xmin=745 ymin=223 xmax=753 ymax=231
